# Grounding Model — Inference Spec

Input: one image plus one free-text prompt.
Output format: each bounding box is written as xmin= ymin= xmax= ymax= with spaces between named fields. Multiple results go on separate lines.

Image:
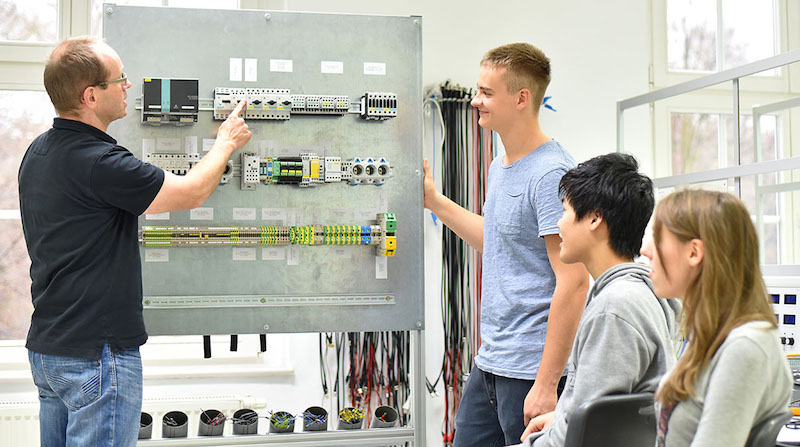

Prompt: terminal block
xmin=324 ymin=157 xmax=342 ymax=182
xmin=144 ymin=152 xmax=201 ymax=176
xmin=141 ymin=78 xmax=199 ymax=125
xmin=291 ymin=94 xmax=349 ymax=115
xmin=240 ymin=152 xmax=260 ymax=190
xmin=346 ymin=157 xmax=393 ymax=185
xmin=376 ymin=212 xmax=397 ymax=257
xmin=140 ymin=213 xmax=398 ymax=256
xmin=360 ymin=92 xmax=397 ymax=120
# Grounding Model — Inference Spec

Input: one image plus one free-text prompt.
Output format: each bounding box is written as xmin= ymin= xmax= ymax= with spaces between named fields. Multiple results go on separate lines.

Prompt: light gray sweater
xmin=657 ymin=321 xmax=792 ymax=447
xmin=532 ymin=262 xmax=682 ymax=447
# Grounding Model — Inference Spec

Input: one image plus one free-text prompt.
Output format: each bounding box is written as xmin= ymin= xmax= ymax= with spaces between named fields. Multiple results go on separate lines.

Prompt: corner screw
xmin=413 ymin=19 xmax=420 ymax=27
xmin=263 ymin=324 xmax=270 ymax=331
xmin=265 ymin=13 xmax=271 ymax=21
xmin=106 ymin=7 xmax=113 ymax=15
xmin=416 ymin=321 xmax=422 ymax=328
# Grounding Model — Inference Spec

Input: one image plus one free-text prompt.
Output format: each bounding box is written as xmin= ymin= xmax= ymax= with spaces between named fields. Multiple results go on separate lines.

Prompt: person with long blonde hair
xmin=640 ymin=189 xmax=792 ymax=446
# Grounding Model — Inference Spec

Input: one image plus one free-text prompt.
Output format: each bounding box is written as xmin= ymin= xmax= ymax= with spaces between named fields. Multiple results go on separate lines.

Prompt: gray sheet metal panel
xmin=103 ymin=5 xmax=424 ymax=335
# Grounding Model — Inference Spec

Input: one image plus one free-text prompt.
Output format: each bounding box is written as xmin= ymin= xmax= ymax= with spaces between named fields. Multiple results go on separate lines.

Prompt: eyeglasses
xmin=95 ymin=72 xmax=127 ymax=87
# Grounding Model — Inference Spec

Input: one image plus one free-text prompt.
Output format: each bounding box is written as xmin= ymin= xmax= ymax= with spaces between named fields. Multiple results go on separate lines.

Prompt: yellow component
xmin=248 ymin=106 xmax=255 ymax=109
xmin=311 ymin=160 xmax=320 ymax=179
xmin=278 ymin=106 xmax=284 ymax=109
xmin=385 ymin=236 xmax=397 ymax=250
xmin=144 ymin=78 xmax=151 ymax=82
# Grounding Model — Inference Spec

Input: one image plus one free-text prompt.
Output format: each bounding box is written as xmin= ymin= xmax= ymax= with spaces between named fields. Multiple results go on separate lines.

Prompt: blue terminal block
xmin=361 ymin=236 xmax=371 ymax=245
xmin=361 ymin=226 xmax=371 ymax=235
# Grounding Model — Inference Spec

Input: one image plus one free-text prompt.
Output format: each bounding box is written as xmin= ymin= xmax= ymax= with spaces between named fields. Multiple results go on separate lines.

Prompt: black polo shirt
xmin=18 ymin=118 xmax=164 ymax=358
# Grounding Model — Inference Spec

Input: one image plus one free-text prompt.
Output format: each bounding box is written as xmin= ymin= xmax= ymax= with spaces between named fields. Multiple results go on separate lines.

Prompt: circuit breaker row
xmin=141 ymin=213 xmax=397 ymax=256
xmin=144 ymin=152 xmax=392 ymax=188
xmin=213 ymin=87 xmax=396 ymax=121
xmin=141 ymin=78 xmax=398 ymax=125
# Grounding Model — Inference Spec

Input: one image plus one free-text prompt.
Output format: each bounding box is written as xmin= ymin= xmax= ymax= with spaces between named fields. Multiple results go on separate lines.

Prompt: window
xmin=0 ymin=0 xmax=59 ymax=43
xmin=667 ymin=0 xmax=779 ymax=75
xmin=649 ymin=0 xmax=799 ymax=270
xmin=0 ymin=90 xmax=54 ymax=341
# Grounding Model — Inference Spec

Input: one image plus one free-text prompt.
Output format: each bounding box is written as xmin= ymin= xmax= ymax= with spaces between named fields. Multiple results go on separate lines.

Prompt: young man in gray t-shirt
xmin=423 ymin=43 xmax=590 ymax=446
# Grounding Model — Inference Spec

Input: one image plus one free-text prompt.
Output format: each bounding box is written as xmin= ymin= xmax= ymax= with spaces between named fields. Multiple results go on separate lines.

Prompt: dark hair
xmin=481 ymin=42 xmax=550 ymax=113
xmin=44 ymin=36 xmax=109 ymax=114
xmin=559 ymin=153 xmax=654 ymax=259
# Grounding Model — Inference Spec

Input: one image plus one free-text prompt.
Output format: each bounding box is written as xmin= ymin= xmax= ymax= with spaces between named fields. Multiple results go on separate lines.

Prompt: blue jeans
xmin=453 ymin=366 xmax=567 ymax=447
xmin=28 ymin=344 xmax=143 ymax=447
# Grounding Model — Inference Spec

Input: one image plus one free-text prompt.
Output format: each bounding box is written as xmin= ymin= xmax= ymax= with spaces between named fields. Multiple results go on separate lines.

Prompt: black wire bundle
xmin=427 ymin=81 xmax=493 ymax=444
xmin=319 ymin=331 xmax=410 ymax=427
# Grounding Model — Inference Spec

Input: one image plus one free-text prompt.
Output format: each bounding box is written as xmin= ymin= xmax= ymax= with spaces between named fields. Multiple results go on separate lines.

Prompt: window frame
xmin=652 ymin=0 xmax=793 ymax=93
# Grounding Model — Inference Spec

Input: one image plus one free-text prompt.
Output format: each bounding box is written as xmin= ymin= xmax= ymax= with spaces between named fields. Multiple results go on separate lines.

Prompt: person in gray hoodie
xmin=519 ymin=153 xmax=682 ymax=446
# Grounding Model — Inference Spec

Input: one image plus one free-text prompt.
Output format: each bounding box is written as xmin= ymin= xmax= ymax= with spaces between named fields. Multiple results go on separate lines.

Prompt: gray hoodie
xmin=531 ymin=262 xmax=682 ymax=447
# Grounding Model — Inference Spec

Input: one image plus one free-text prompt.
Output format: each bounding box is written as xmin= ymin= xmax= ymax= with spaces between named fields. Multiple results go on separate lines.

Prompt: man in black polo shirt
xmin=18 ymin=37 xmax=251 ymax=447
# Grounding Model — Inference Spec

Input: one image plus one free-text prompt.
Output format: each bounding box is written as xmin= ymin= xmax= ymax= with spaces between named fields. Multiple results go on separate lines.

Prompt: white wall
xmin=0 ymin=1 xmax=653 ymax=446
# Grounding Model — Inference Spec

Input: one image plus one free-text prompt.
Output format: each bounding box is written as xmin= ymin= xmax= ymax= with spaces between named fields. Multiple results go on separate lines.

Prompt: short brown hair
xmin=44 ymin=37 xmax=109 ymax=114
xmin=481 ymin=43 xmax=551 ymax=113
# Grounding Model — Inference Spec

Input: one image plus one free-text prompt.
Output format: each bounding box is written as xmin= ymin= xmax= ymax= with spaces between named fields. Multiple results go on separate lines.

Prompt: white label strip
xmin=287 ymin=246 xmax=300 ymax=265
xmin=142 ymin=138 xmax=155 ymax=155
xmin=328 ymin=209 xmax=353 ymax=221
xmin=375 ymin=256 xmax=388 ymax=279
xmin=330 ymin=247 xmax=351 ymax=259
xmin=229 ymin=57 xmax=243 ymax=81
xmin=202 ymin=138 xmax=215 ymax=152
xmin=156 ymin=137 xmax=181 ymax=152
xmin=321 ymin=60 xmax=343 ymax=74
xmin=261 ymin=208 xmax=286 ymax=221
xmin=270 ymin=59 xmax=293 ymax=73
xmin=355 ymin=208 xmax=378 ymax=221
xmin=233 ymin=208 xmax=256 ymax=221
xmin=232 ymin=247 xmax=257 ymax=261
xmin=262 ymin=247 xmax=286 ymax=261
xmin=185 ymin=136 xmax=198 ymax=155
xmin=190 ymin=207 xmax=214 ymax=220
xmin=377 ymin=190 xmax=388 ymax=212
xmin=145 ymin=212 xmax=170 ymax=220
xmin=145 ymin=249 xmax=169 ymax=262
xmin=245 ymin=58 xmax=258 ymax=82
xmin=363 ymin=62 xmax=386 ymax=75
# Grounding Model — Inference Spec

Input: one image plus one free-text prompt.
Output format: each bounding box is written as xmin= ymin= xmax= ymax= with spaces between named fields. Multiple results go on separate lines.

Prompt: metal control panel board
xmin=104 ymin=5 xmax=423 ymax=335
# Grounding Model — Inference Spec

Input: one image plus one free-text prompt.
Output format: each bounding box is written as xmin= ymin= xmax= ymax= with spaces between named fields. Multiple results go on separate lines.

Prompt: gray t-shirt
xmin=657 ymin=321 xmax=792 ymax=447
xmin=531 ymin=263 xmax=682 ymax=447
xmin=475 ymin=140 xmax=575 ymax=380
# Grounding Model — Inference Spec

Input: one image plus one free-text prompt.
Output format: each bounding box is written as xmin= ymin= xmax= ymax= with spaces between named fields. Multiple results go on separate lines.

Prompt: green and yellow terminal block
xmin=141 ymin=212 xmax=397 ymax=257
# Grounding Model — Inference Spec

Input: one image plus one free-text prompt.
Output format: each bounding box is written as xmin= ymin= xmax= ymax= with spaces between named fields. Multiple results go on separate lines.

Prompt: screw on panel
xmin=144 ymin=300 xmax=150 ymax=305
xmin=263 ymin=324 xmax=270 ymax=331
xmin=106 ymin=7 xmax=113 ymax=15
xmin=413 ymin=19 xmax=420 ymax=27
xmin=260 ymin=298 xmax=266 ymax=303
xmin=416 ymin=321 xmax=422 ymax=328
xmin=415 ymin=169 xmax=421 ymax=176
xmin=264 ymin=13 xmax=271 ymax=21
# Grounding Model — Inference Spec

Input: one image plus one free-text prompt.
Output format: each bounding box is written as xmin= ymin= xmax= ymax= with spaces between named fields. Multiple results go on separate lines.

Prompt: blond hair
xmin=44 ymin=36 xmax=109 ymax=114
xmin=654 ymin=190 xmax=775 ymax=404
xmin=481 ymin=43 xmax=551 ymax=113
